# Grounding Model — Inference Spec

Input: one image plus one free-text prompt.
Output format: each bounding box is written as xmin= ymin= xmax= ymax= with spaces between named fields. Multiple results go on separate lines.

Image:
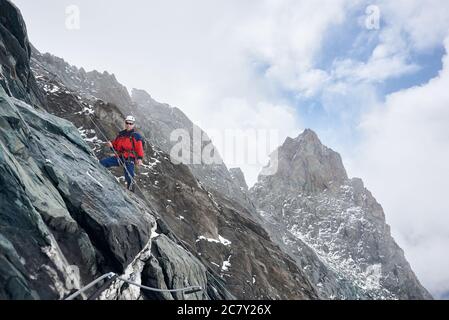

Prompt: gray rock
xmin=0 ymin=0 xmax=45 ymax=107
xmin=141 ymin=235 xmax=208 ymax=300
xmin=0 ymin=83 xmax=156 ymax=298
xmin=31 ymin=48 xmax=132 ymax=114
xmin=0 ymin=234 xmax=39 ymax=299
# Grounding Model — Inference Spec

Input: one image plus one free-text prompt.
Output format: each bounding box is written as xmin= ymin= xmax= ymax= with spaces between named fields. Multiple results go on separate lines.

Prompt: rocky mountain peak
xmin=31 ymin=48 xmax=133 ymax=114
xmin=131 ymin=88 xmax=153 ymax=104
xmin=257 ymin=129 xmax=348 ymax=194
xmin=250 ymin=128 xmax=432 ymax=300
xmin=296 ymin=128 xmax=319 ymax=142
xmin=0 ymin=0 xmax=29 ymax=49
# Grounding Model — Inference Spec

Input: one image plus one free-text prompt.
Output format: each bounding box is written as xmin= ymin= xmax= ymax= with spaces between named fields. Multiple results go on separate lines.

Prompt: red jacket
xmin=112 ymin=129 xmax=144 ymax=160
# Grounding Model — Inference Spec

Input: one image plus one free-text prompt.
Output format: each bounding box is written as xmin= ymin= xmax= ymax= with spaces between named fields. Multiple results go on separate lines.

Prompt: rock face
xmin=250 ymin=129 xmax=433 ymax=299
xmin=0 ymin=84 xmax=153 ymax=299
xmin=258 ymin=129 xmax=348 ymax=194
xmin=31 ymin=48 xmax=132 ymax=114
xmin=140 ymin=235 xmax=209 ymax=300
xmin=0 ymin=0 xmax=44 ymax=107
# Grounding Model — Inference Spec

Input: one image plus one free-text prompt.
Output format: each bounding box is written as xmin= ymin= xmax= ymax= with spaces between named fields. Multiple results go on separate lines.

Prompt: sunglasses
xmin=125 ymin=122 xmax=135 ymax=125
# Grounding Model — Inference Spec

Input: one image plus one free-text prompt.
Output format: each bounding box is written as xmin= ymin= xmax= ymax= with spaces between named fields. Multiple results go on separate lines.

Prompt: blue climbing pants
xmin=100 ymin=156 xmax=135 ymax=188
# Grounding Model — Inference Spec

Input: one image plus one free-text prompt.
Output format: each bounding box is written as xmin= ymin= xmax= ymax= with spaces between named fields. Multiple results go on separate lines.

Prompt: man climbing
xmin=100 ymin=115 xmax=144 ymax=192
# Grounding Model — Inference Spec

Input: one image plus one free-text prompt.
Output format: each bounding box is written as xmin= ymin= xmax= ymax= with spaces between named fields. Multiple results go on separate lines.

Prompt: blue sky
xmin=12 ymin=0 xmax=449 ymax=298
xmin=252 ymin=2 xmax=447 ymax=161
xmin=381 ymin=47 xmax=444 ymax=95
xmin=298 ymin=25 xmax=444 ymax=156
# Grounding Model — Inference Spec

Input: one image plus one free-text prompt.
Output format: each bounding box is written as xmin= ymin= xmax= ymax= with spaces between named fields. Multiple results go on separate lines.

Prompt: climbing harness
xmin=65 ymin=272 xmax=115 ymax=300
xmin=65 ymin=272 xmax=203 ymax=300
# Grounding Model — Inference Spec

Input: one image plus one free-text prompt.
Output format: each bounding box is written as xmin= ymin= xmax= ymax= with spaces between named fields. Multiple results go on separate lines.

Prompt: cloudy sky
xmin=12 ymin=0 xmax=449 ymax=298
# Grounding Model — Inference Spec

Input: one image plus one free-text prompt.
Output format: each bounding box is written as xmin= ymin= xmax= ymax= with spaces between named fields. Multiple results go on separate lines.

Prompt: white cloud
xmin=332 ymin=0 xmax=449 ymax=85
xmin=332 ymin=47 xmax=419 ymax=84
xmin=350 ymin=37 xmax=449 ymax=297
xmin=328 ymin=7 xmax=419 ymax=86
xmin=378 ymin=0 xmax=449 ymax=52
xmin=317 ymin=1 xmax=449 ymax=96
xmin=238 ymin=0 xmax=348 ymax=96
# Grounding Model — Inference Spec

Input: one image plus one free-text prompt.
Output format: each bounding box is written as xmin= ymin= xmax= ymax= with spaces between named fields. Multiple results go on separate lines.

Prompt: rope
xmin=116 ymin=276 xmax=202 ymax=294
xmin=64 ymin=272 xmax=203 ymax=300
xmin=65 ymin=272 xmax=115 ymax=300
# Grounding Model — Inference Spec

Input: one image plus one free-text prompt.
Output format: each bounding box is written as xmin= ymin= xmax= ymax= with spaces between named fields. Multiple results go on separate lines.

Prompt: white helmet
xmin=125 ymin=115 xmax=136 ymax=123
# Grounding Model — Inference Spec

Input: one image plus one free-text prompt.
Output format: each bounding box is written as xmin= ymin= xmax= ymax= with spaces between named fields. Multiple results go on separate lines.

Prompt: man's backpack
xmin=129 ymin=132 xmax=146 ymax=158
